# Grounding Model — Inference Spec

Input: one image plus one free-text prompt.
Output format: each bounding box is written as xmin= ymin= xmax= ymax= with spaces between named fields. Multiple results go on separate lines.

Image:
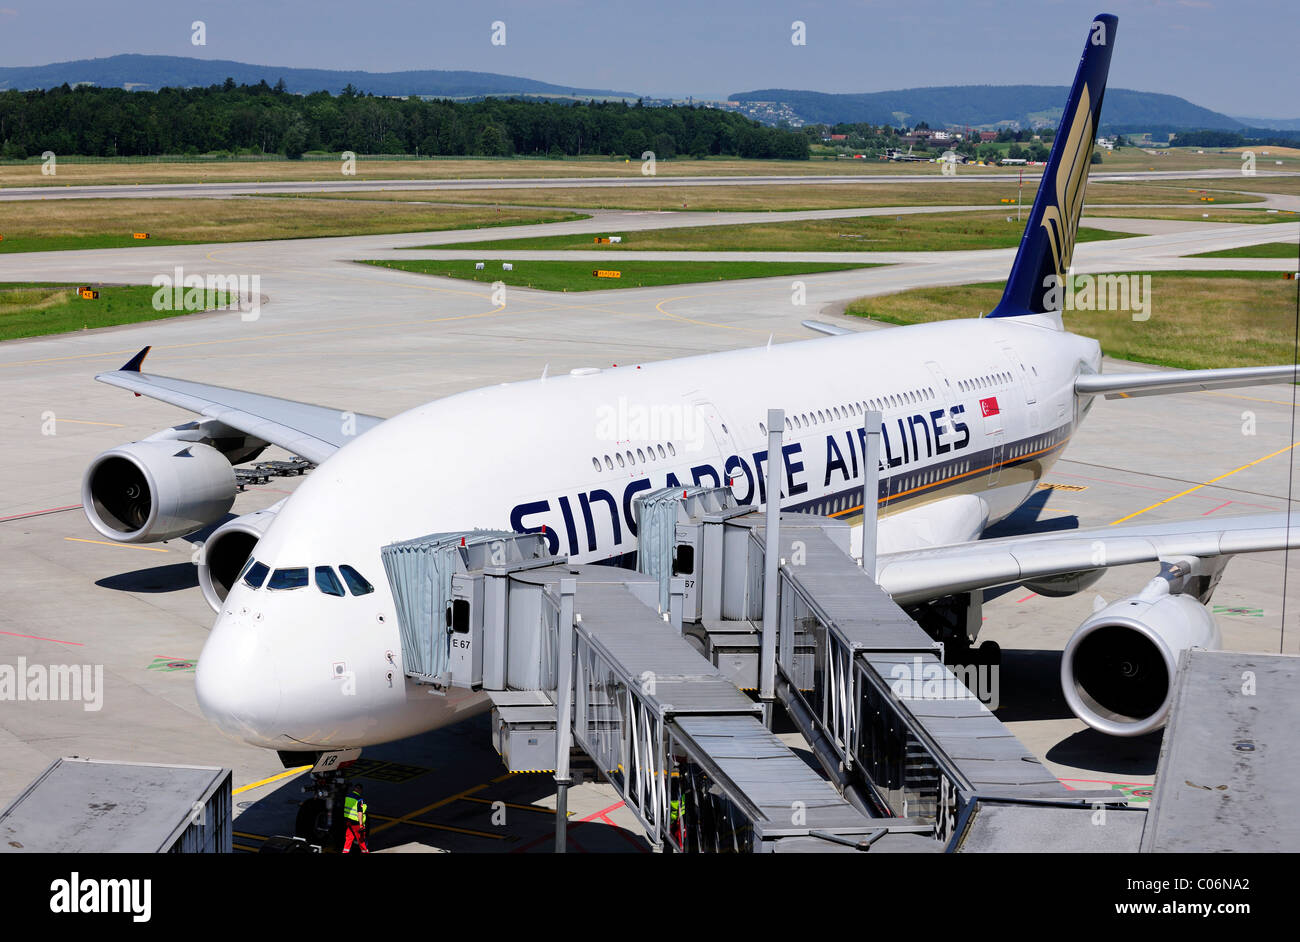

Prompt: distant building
xmin=979 ymin=131 xmax=998 ymax=143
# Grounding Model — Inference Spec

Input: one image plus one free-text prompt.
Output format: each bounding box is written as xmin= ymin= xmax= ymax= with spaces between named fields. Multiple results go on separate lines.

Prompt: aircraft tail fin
xmin=989 ymin=14 xmax=1118 ymax=319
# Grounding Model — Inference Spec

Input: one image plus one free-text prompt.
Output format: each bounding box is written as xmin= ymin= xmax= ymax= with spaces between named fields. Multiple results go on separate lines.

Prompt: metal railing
xmin=572 ymin=629 xmax=670 ymax=842
xmin=780 ymin=573 xmax=858 ymax=771
xmin=852 ymin=660 xmax=970 ymax=840
xmin=774 ymin=557 xmax=973 ymax=840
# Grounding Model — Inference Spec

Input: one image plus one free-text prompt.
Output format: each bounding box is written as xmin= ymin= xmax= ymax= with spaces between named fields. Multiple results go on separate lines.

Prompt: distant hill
xmin=1231 ymin=115 xmax=1300 ymax=131
xmin=729 ymin=85 xmax=1267 ymax=131
xmin=0 ymin=54 xmax=638 ymax=100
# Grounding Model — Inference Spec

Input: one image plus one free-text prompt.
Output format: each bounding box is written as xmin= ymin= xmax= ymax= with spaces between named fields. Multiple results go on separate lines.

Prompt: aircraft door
xmin=691 ymin=398 xmax=739 ymax=491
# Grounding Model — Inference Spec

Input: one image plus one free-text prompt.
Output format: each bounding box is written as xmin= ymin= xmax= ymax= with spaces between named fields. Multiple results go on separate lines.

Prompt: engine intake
xmin=1061 ymin=575 xmax=1219 ymax=737
xmin=82 ymin=440 xmax=236 ymax=543
xmin=198 ymin=503 xmax=282 ymax=612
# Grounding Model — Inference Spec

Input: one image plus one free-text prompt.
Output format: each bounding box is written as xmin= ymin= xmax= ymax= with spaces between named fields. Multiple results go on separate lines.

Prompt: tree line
xmin=0 ymin=80 xmax=811 ymax=161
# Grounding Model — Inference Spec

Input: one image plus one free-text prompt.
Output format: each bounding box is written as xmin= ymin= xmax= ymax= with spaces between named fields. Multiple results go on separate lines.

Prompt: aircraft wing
xmin=1076 ymin=364 xmax=1299 ymax=400
xmin=876 ymin=511 xmax=1300 ymax=605
xmin=95 ymin=347 xmax=385 ymax=464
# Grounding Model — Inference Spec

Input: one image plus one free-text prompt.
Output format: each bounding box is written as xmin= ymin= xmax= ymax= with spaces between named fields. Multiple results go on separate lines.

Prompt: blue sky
xmin=0 ymin=0 xmax=1293 ymax=118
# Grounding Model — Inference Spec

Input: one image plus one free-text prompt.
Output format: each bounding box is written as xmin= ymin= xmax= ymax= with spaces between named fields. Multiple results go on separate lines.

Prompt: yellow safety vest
xmin=344 ymin=794 xmax=366 ymax=825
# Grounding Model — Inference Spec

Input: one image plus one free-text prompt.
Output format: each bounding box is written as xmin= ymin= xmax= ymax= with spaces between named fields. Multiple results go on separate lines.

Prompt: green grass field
xmin=0 ymin=283 xmax=232 ymax=341
xmin=1190 ymin=242 xmax=1300 ymax=259
xmin=0 ymin=200 xmax=586 ymax=254
xmin=360 ymin=259 xmax=878 ymax=292
xmin=844 ymin=270 xmax=1299 ymax=370
xmin=421 ymin=211 xmax=1131 ymax=254
xmin=1084 ymin=206 xmax=1298 ymax=224
xmin=286 ymin=179 xmax=1258 ymax=213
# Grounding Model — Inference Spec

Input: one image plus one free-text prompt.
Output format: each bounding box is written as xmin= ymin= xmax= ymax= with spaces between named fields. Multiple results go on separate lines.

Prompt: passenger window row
xmin=756 ymin=388 xmax=938 ymax=437
xmin=591 ymin=441 xmax=677 ymax=473
xmin=239 ymin=558 xmax=374 ymax=596
xmin=959 ymin=371 xmax=1011 ymax=393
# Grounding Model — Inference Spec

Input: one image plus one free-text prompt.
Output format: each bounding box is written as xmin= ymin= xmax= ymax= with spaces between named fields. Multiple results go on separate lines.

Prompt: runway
xmin=0 ymin=167 xmax=1291 ymax=201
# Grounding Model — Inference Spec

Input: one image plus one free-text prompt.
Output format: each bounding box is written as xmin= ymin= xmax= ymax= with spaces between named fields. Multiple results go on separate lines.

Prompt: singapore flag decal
xmin=979 ymin=397 xmax=1001 ymax=418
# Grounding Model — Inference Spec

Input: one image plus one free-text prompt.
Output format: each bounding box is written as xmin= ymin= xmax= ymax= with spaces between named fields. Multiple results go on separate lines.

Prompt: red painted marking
xmin=979 ymin=396 xmax=1000 ymax=418
xmin=510 ymin=832 xmax=550 ymax=854
xmin=0 ymin=504 xmax=82 ymax=522
xmin=1202 ymin=500 xmax=1233 ymax=516
xmin=0 ymin=629 xmax=83 ymax=646
xmin=1060 ymin=778 xmax=1152 ymax=788
xmin=580 ymin=800 xmax=627 ymax=823
xmin=511 ymin=798 xmax=647 ymax=854
xmin=608 ymin=824 xmax=651 ymax=853
xmin=1015 ymin=592 xmax=1037 ymax=604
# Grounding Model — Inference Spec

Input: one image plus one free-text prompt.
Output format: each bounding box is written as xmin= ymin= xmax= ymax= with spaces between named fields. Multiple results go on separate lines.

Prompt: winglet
xmin=120 ymin=346 xmax=151 ymax=373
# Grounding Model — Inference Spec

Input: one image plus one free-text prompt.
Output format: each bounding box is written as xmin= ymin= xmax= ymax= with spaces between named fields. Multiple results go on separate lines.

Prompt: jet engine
xmin=1061 ymin=559 xmax=1223 ymax=737
xmin=83 ymin=441 xmax=237 ymax=543
xmin=81 ymin=420 xmax=267 ymax=544
xmin=197 ymin=502 xmax=283 ymax=612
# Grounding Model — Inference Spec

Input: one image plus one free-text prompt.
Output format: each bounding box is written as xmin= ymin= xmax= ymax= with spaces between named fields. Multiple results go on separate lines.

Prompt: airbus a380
xmin=81 ymin=14 xmax=1297 ymax=779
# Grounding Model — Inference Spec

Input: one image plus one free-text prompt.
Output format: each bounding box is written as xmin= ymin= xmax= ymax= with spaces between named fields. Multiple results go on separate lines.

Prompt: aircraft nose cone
xmin=196 ymin=613 xmax=282 ymax=746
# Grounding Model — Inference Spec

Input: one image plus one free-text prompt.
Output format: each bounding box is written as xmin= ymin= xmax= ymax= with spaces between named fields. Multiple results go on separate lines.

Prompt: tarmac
xmin=0 ymin=177 xmax=1297 ymax=851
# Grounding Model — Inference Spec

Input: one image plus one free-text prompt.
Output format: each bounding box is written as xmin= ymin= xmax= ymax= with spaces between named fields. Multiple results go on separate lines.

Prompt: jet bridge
xmin=381 ymin=527 xmax=904 ymax=851
xmin=380 ymin=489 xmax=1124 ymax=852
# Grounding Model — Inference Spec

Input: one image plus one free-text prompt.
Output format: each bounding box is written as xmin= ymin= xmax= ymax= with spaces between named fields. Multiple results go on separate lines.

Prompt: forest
xmin=0 ymin=81 xmax=812 ymax=161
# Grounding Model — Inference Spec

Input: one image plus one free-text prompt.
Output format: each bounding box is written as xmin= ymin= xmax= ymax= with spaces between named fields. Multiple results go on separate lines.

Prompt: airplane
xmin=79 ymin=13 xmax=1298 ymax=835
xmin=886 ymin=144 xmax=931 ymax=162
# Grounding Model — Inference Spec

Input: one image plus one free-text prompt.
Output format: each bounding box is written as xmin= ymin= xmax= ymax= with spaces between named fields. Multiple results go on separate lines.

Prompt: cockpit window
xmin=237 ymin=556 xmax=256 ymax=582
xmin=315 ymin=566 xmax=346 ymax=597
xmin=339 ymin=565 xmax=374 ymax=596
xmin=243 ymin=560 xmax=269 ymax=589
xmin=267 ymin=567 xmax=309 ymax=591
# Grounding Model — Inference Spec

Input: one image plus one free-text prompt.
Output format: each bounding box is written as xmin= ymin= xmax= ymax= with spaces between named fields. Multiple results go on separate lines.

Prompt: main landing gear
xmin=905 ymin=591 xmax=1001 ymax=666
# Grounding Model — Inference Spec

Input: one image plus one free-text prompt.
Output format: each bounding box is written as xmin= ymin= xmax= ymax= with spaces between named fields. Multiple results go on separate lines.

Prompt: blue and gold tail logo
xmin=989 ymin=15 xmax=1118 ymax=318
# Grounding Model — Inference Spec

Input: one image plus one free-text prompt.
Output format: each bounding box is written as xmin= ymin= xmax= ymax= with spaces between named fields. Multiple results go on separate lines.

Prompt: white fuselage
xmin=195 ymin=315 xmax=1101 ymax=751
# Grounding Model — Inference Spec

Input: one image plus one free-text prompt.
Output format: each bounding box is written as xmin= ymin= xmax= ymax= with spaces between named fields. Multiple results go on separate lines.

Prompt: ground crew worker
xmin=342 ymin=783 xmax=369 ymax=854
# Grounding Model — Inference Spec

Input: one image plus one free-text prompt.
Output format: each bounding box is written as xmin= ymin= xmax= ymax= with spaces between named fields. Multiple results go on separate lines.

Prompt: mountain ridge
xmin=729 ymin=84 xmax=1294 ymax=131
xmin=0 ymin=54 xmax=638 ymax=100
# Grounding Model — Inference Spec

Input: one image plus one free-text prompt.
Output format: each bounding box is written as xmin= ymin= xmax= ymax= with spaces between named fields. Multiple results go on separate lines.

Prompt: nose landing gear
xmin=284 ymin=749 xmax=361 ymax=851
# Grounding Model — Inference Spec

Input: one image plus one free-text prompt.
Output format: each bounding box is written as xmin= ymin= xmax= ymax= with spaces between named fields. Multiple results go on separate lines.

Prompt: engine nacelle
xmin=1061 ymin=576 xmax=1220 ymax=737
xmin=82 ymin=440 xmax=236 ymax=543
xmin=197 ymin=502 xmax=282 ymax=612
